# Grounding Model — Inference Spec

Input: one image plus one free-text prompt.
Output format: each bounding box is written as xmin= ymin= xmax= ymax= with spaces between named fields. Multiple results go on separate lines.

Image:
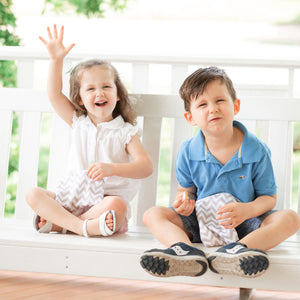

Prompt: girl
xmin=26 ymin=24 xmax=153 ymax=237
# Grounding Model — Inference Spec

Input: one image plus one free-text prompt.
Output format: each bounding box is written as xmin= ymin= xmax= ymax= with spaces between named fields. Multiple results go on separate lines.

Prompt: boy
xmin=140 ymin=67 xmax=300 ymax=278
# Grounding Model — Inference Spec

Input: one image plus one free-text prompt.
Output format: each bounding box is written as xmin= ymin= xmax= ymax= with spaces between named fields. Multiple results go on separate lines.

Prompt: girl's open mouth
xmin=95 ymin=101 xmax=107 ymax=107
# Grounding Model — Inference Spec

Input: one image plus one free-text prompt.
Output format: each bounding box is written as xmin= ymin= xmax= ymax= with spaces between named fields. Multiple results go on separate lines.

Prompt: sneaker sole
xmin=140 ymin=251 xmax=208 ymax=277
xmin=208 ymin=250 xmax=269 ymax=278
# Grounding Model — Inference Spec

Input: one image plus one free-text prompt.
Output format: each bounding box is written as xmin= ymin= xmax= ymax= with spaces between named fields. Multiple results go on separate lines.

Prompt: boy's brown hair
xmin=69 ymin=59 xmax=136 ymax=125
xmin=179 ymin=66 xmax=237 ymax=112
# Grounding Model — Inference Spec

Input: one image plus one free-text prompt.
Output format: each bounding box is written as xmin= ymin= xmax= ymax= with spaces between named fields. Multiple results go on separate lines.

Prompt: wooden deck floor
xmin=1 ymin=271 xmax=300 ymax=300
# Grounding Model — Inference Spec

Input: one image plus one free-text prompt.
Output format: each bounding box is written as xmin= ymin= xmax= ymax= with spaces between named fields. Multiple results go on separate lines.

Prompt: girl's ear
xmin=184 ymin=111 xmax=196 ymax=126
xmin=233 ymin=98 xmax=241 ymax=115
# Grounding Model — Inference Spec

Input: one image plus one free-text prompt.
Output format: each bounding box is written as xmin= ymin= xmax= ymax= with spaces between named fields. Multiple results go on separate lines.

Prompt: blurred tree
xmin=43 ymin=0 xmax=131 ymax=18
xmin=0 ymin=0 xmax=21 ymax=88
xmin=0 ymin=0 xmax=21 ymax=215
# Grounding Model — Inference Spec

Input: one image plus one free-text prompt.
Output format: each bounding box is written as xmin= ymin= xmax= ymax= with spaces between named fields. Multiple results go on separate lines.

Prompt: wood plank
xmin=0 ymin=270 xmax=300 ymax=300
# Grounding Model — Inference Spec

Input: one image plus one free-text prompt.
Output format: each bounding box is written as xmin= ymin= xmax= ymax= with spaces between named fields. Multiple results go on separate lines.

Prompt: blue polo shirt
xmin=175 ymin=121 xmax=277 ymax=203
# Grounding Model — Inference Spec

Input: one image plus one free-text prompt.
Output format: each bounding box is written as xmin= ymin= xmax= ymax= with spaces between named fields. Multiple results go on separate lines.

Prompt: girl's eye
xmin=104 ymin=85 xmax=111 ymax=89
xmin=87 ymin=87 xmax=94 ymax=91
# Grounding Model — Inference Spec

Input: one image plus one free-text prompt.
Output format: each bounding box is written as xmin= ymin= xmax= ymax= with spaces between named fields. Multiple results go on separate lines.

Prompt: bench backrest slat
xmin=134 ymin=116 xmax=162 ymax=226
xmin=15 ymin=111 xmax=42 ymax=219
xmin=47 ymin=115 xmax=72 ymax=191
xmin=168 ymin=118 xmax=193 ymax=206
xmin=0 ymin=111 xmax=13 ymax=219
xmin=268 ymin=121 xmax=293 ymax=210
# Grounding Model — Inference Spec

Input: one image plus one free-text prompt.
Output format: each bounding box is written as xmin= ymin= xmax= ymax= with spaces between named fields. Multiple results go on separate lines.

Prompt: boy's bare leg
xmin=143 ymin=206 xmax=192 ymax=247
xmin=240 ymin=209 xmax=300 ymax=251
xmin=141 ymin=206 xmax=208 ymax=277
xmin=207 ymin=209 xmax=300 ymax=278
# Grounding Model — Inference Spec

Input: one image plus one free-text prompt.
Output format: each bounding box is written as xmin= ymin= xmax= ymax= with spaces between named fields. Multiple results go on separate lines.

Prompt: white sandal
xmin=82 ymin=210 xmax=116 ymax=237
xmin=33 ymin=214 xmax=67 ymax=234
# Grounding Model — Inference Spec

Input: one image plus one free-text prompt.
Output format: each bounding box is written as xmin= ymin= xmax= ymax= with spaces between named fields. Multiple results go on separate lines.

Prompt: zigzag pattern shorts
xmin=55 ymin=170 xmax=105 ymax=216
xmin=171 ymin=199 xmax=276 ymax=244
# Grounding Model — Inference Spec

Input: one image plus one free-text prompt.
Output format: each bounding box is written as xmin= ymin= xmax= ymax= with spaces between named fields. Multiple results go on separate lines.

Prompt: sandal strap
xmin=99 ymin=210 xmax=116 ymax=236
xmin=82 ymin=219 xmax=89 ymax=237
xmin=61 ymin=228 xmax=67 ymax=234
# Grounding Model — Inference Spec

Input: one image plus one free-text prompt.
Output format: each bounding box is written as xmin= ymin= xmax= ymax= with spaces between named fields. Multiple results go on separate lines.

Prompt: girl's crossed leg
xmin=26 ymin=187 xmax=127 ymax=236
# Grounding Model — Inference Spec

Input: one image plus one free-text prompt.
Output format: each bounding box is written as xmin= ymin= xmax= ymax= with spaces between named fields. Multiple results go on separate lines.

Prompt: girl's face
xmin=79 ymin=65 xmax=119 ymax=125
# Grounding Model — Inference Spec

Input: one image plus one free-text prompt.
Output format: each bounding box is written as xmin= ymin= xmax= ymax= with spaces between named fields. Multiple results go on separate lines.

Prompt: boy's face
xmin=184 ymin=80 xmax=240 ymax=137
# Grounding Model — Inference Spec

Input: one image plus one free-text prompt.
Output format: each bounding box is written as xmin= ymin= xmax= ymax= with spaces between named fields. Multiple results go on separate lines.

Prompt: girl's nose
xmin=96 ymin=89 xmax=104 ymax=97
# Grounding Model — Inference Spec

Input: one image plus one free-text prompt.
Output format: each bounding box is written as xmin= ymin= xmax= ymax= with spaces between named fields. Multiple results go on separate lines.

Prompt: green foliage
xmin=1 ymin=0 xmax=21 ymax=216
xmin=43 ymin=0 xmax=131 ymax=18
xmin=0 ymin=0 xmax=21 ymax=88
xmin=0 ymin=0 xmax=17 ymax=26
xmin=0 ymin=60 xmax=17 ymax=87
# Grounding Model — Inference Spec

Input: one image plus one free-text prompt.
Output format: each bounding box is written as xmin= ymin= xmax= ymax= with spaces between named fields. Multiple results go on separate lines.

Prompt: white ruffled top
xmin=66 ymin=113 xmax=142 ymax=218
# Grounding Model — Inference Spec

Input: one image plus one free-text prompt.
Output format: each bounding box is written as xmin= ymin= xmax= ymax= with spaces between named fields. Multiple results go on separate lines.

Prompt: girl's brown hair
xmin=69 ymin=59 xmax=136 ymax=125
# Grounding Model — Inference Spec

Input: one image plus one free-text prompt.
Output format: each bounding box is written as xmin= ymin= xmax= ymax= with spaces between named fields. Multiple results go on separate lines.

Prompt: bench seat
xmin=0 ymin=219 xmax=299 ymax=293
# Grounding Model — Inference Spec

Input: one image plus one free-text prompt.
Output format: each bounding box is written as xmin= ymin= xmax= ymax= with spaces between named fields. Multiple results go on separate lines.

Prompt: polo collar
xmin=189 ymin=120 xmax=262 ymax=164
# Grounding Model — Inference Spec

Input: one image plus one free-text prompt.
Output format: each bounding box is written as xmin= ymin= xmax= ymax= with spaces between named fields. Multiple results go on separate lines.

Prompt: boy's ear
xmin=184 ymin=111 xmax=196 ymax=126
xmin=233 ymin=98 xmax=241 ymax=115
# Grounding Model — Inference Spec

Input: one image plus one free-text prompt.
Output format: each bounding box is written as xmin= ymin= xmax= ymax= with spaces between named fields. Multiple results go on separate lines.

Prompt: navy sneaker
xmin=140 ymin=242 xmax=208 ymax=277
xmin=207 ymin=242 xmax=269 ymax=278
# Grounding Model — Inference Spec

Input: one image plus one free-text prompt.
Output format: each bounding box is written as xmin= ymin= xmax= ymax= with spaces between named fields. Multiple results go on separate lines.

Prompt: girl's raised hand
xmin=39 ymin=24 xmax=75 ymax=60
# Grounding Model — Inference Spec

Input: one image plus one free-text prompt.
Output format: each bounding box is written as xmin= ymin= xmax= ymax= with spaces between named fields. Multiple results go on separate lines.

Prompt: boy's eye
xmin=217 ymin=99 xmax=225 ymax=103
xmin=198 ymin=103 xmax=206 ymax=108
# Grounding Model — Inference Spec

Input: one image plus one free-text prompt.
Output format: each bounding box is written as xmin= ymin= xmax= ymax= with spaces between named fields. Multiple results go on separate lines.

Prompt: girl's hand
xmin=87 ymin=163 xmax=114 ymax=181
xmin=173 ymin=191 xmax=195 ymax=216
xmin=39 ymin=24 xmax=75 ymax=60
xmin=216 ymin=202 xmax=248 ymax=229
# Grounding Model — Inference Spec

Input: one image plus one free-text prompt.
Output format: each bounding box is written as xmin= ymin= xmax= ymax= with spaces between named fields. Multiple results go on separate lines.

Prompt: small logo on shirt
xmin=239 ymin=175 xmax=246 ymax=179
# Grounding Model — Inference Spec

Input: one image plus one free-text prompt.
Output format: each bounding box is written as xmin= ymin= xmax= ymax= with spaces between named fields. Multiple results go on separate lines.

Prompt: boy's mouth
xmin=210 ymin=117 xmax=222 ymax=122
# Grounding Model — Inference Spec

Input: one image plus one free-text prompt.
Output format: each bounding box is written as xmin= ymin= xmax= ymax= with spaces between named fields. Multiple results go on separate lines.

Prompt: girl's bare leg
xmin=26 ymin=188 xmax=127 ymax=236
xmin=79 ymin=195 xmax=127 ymax=235
xmin=26 ymin=187 xmax=84 ymax=235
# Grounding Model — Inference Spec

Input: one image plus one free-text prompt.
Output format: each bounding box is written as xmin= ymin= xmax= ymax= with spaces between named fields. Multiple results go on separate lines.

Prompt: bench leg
xmin=239 ymin=288 xmax=254 ymax=300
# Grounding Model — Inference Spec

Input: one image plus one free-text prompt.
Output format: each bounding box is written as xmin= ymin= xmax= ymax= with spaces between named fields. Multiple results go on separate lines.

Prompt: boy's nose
xmin=209 ymin=104 xmax=218 ymax=113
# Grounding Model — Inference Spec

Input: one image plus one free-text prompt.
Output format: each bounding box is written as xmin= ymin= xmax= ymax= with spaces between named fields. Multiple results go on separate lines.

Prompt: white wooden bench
xmin=0 ymin=47 xmax=300 ymax=300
